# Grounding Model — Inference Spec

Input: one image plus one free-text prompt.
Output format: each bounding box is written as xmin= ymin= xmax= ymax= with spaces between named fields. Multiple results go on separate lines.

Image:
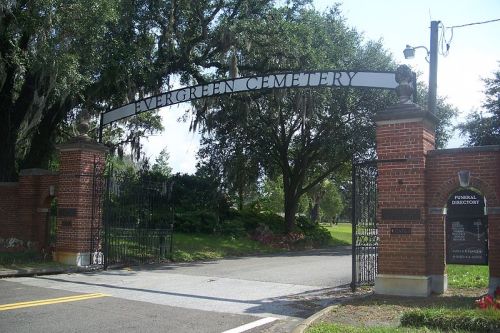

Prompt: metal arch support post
xmin=351 ymin=161 xmax=357 ymax=292
xmin=98 ymin=112 xmax=104 ymax=144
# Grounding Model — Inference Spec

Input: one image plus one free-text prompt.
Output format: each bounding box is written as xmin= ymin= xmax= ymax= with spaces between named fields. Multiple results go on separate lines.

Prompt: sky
xmin=143 ymin=0 xmax=500 ymax=174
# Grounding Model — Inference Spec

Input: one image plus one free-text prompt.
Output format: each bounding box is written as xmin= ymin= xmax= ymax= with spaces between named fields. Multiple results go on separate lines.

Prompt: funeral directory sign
xmin=446 ymin=189 xmax=488 ymax=265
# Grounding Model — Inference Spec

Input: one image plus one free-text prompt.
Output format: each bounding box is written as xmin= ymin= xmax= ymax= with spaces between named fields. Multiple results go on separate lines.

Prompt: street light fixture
xmin=403 ymin=21 xmax=440 ymax=115
xmin=403 ymin=45 xmax=429 ymax=62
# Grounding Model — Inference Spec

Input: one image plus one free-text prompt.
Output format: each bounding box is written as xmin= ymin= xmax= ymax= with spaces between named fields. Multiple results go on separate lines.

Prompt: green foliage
xmin=229 ymin=209 xmax=287 ymax=235
xmin=0 ymin=251 xmax=43 ymax=265
xmin=303 ymin=225 xmax=332 ymax=247
xmin=307 ymin=323 xmax=442 ymax=333
xmin=318 ymin=180 xmax=344 ymax=223
xmin=260 ymin=175 xmax=286 ymax=213
xmin=447 ymin=264 xmax=489 ymax=289
xmin=401 ymin=308 xmax=500 ymax=332
xmin=151 ymin=147 xmax=172 ymax=177
xmin=459 ymin=64 xmax=500 ymax=146
xmin=260 ymin=175 xmax=309 ymax=215
xmin=174 ymin=211 xmax=218 ymax=234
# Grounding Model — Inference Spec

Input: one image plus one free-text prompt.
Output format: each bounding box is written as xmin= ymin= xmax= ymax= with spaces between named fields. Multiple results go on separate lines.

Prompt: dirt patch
xmin=315 ymin=288 xmax=487 ymax=328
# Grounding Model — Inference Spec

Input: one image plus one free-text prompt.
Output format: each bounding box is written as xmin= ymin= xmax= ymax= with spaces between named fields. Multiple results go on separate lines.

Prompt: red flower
xmin=475 ymin=295 xmax=497 ymax=310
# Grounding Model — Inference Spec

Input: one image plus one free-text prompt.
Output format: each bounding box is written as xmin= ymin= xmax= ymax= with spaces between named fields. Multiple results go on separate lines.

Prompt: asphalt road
xmin=0 ymin=247 xmax=351 ymax=333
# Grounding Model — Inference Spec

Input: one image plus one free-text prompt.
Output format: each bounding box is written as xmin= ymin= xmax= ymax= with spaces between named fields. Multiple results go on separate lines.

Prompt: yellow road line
xmin=0 ymin=293 xmax=111 ymax=311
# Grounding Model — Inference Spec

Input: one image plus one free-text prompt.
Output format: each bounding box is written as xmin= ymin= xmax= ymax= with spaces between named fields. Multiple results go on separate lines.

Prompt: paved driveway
xmin=2 ymin=247 xmax=352 ymax=332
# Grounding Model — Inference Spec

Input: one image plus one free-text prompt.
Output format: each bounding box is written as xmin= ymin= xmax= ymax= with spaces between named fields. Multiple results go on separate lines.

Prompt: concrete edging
xmin=0 ymin=266 xmax=100 ymax=278
xmin=291 ymin=305 xmax=339 ymax=333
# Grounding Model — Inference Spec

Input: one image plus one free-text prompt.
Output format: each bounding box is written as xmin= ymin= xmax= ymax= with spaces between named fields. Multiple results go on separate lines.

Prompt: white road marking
xmin=221 ymin=317 xmax=278 ymax=333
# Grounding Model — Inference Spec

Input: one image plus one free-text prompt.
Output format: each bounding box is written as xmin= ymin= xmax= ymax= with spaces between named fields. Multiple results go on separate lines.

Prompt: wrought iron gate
xmin=102 ymin=170 xmax=174 ymax=269
xmin=351 ymin=160 xmax=378 ymax=290
xmin=89 ymin=159 xmax=105 ymax=266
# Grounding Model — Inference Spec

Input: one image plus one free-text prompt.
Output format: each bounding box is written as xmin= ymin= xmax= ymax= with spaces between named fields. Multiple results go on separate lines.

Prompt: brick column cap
xmin=427 ymin=145 xmax=500 ymax=156
xmin=374 ymin=103 xmax=439 ymax=126
xmin=56 ymin=139 xmax=109 ymax=154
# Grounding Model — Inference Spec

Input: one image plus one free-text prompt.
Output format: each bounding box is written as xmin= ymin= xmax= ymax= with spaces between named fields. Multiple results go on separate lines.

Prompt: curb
xmin=0 ymin=266 xmax=101 ymax=278
xmin=291 ymin=305 xmax=339 ymax=333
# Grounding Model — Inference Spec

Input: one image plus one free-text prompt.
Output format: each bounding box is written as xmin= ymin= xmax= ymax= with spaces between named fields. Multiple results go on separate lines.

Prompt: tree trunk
xmin=237 ymin=186 xmax=244 ymax=211
xmin=0 ymin=123 xmax=18 ymax=181
xmin=309 ymin=202 xmax=320 ymax=224
xmin=20 ymin=101 xmax=70 ymax=170
xmin=283 ymin=182 xmax=299 ymax=233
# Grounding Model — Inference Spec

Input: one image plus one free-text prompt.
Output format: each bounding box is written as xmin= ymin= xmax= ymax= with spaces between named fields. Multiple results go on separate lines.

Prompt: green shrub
xmin=218 ymin=219 xmax=247 ymax=237
xmin=296 ymin=215 xmax=316 ymax=231
xmin=401 ymin=308 xmax=500 ymax=332
xmin=303 ymin=225 xmax=333 ymax=247
xmin=226 ymin=209 xmax=286 ymax=234
xmin=295 ymin=216 xmax=333 ymax=247
xmin=174 ymin=211 xmax=218 ymax=234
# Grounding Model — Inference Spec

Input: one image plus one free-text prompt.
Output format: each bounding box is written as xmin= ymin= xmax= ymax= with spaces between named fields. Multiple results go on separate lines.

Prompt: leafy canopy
xmin=459 ymin=63 xmax=500 ymax=146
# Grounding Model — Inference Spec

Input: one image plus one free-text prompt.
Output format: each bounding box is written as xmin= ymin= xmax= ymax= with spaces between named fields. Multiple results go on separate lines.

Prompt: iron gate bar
xmin=102 ymin=167 xmax=175 ymax=269
xmin=351 ymin=158 xmax=407 ymax=291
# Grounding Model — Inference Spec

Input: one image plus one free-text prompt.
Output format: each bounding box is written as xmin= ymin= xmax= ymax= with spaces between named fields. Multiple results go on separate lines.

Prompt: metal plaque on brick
xmin=390 ymin=227 xmax=412 ymax=235
xmin=57 ymin=207 xmax=77 ymax=217
xmin=446 ymin=189 xmax=488 ymax=265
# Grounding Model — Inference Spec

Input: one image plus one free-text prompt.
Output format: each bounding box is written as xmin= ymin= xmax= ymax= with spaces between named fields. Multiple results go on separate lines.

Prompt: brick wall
xmin=0 ymin=170 xmax=58 ymax=250
xmin=0 ymin=183 xmax=21 ymax=240
xmin=426 ymin=147 xmax=500 ymax=278
xmin=374 ymin=99 xmax=500 ymax=286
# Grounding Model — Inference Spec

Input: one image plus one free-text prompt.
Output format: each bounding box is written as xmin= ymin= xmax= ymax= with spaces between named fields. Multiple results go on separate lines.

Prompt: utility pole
xmin=428 ymin=20 xmax=440 ymax=114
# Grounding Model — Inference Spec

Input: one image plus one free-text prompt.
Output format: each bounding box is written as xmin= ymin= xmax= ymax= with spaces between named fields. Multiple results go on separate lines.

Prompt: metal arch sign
xmin=101 ymin=70 xmax=397 ymax=127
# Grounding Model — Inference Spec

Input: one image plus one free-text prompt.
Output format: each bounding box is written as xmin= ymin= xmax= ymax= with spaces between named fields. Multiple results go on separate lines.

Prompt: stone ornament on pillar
xmin=395 ymin=65 xmax=414 ymax=104
xmin=74 ymin=110 xmax=92 ymax=142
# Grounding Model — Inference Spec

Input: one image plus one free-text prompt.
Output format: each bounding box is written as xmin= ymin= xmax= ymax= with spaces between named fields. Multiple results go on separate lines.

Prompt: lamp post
xmin=403 ymin=20 xmax=440 ymax=114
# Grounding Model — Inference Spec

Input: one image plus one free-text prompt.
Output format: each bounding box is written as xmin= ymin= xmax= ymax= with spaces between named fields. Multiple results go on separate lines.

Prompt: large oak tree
xmin=196 ymin=7 xmax=398 ymax=232
xmin=0 ymin=0 xmax=274 ymax=181
xmin=196 ymin=5 xmax=457 ymax=232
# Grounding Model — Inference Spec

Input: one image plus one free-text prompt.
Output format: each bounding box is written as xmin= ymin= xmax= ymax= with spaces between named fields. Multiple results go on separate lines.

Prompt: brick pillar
xmin=54 ymin=138 xmax=107 ymax=266
xmin=374 ymin=102 xmax=439 ymax=296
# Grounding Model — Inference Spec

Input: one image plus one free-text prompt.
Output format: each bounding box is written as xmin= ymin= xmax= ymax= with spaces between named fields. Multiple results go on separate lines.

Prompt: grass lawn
xmin=324 ymin=223 xmax=352 ymax=246
xmin=307 ymin=263 xmax=496 ymax=333
xmin=172 ymin=233 xmax=279 ymax=262
xmin=447 ymin=264 xmax=489 ymax=288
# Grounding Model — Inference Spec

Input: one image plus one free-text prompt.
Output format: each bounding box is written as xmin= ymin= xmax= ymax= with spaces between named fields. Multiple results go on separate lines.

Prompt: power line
xmin=439 ymin=18 xmax=500 ymax=57
xmin=447 ymin=18 xmax=500 ymax=29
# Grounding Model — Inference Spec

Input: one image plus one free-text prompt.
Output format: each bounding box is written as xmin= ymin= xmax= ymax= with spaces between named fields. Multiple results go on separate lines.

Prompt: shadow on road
xmin=35 ymin=275 xmax=353 ymax=318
